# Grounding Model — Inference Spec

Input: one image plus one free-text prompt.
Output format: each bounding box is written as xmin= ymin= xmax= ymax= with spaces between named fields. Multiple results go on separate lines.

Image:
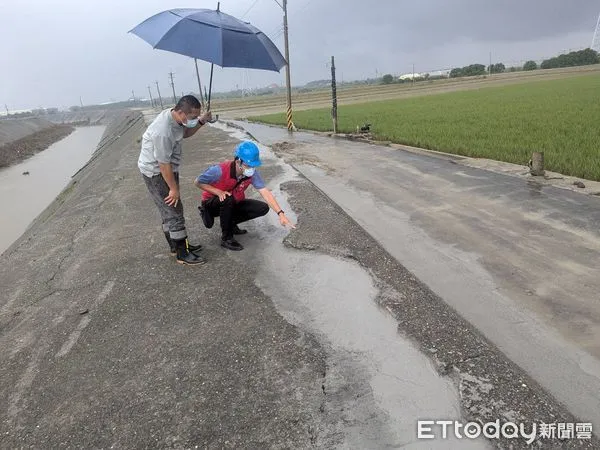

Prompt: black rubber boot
xmin=174 ymin=239 xmax=206 ymax=265
xmin=165 ymin=233 xmax=202 ymax=256
xmin=164 ymin=232 xmax=177 ymax=254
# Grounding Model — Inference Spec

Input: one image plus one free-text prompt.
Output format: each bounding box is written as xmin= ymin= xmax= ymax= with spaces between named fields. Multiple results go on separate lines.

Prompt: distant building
xmin=398 ymin=69 xmax=451 ymax=81
xmin=0 ymin=108 xmax=33 ymax=117
xmin=399 ymin=73 xmax=424 ymax=81
xmin=427 ymin=69 xmax=451 ymax=78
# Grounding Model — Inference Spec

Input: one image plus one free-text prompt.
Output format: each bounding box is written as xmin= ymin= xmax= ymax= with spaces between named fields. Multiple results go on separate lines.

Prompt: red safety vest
xmin=201 ymin=160 xmax=252 ymax=202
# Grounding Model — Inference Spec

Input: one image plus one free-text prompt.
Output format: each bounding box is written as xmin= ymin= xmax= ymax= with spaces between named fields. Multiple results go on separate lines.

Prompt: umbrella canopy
xmin=129 ymin=8 xmax=287 ymax=72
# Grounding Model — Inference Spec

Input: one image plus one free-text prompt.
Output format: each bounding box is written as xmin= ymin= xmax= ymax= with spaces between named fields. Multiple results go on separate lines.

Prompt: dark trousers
xmin=142 ymin=172 xmax=187 ymax=241
xmin=202 ymin=196 xmax=269 ymax=240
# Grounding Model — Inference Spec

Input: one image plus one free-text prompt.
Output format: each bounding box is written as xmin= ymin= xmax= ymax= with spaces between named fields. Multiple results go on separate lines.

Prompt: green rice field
xmin=250 ymin=74 xmax=600 ymax=181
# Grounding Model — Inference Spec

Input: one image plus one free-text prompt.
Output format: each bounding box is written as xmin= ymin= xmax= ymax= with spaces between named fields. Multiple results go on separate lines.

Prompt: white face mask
xmin=184 ymin=117 xmax=199 ymax=128
xmin=243 ymin=167 xmax=255 ymax=177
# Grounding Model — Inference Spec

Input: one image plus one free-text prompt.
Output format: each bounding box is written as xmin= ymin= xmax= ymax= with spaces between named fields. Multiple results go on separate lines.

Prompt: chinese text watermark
xmin=417 ymin=420 xmax=593 ymax=445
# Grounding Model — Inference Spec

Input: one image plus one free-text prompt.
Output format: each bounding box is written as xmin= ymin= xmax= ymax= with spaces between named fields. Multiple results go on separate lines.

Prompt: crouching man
xmin=195 ymin=141 xmax=295 ymax=250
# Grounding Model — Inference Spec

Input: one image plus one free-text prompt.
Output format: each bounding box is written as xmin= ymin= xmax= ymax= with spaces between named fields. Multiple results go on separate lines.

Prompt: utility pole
xmin=147 ymin=86 xmax=155 ymax=108
xmin=592 ymin=10 xmax=600 ymax=52
xmin=282 ymin=0 xmax=295 ymax=131
xmin=79 ymin=96 xmax=83 ymax=108
xmin=412 ymin=63 xmax=415 ymax=86
xmin=131 ymin=90 xmax=136 ymax=104
xmin=155 ymin=81 xmax=164 ymax=109
xmin=489 ymin=52 xmax=492 ymax=76
xmin=4 ymin=104 xmax=8 ymax=116
xmin=330 ymin=56 xmax=338 ymax=134
xmin=169 ymin=71 xmax=177 ymax=104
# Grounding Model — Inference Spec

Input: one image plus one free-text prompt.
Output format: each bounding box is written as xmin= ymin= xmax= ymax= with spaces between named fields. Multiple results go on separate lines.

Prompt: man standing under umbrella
xmin=138 ymin=95 xmax=212 ymax=265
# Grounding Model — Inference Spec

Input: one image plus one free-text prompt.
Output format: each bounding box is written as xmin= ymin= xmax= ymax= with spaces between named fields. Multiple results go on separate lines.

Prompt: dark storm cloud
xmin=0 ymin=0 xmax=598 ymax=110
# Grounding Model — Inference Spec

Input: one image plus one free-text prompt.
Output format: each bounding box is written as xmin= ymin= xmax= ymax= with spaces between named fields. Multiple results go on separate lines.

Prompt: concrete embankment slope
xmin=0 ymin=108 xmax=127 ymax=150
xmin=0 ymin=118 xmax=75 ymax=168
xmin=46 ymin=108 xmax=128 ymax=126
xmin=0 ymin=111 xmax=597 ymax=448
xmin=0 ymin=118 xmax=56 ymax=147
xmin=10 ymin=110 xmax=141 ymax=242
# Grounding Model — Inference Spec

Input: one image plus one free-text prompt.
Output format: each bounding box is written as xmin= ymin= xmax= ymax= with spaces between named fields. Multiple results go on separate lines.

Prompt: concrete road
xmin=235 ymin=120 xmax=600 ymax=438
xmin=0 ymin=111 xmax=596 ymax=448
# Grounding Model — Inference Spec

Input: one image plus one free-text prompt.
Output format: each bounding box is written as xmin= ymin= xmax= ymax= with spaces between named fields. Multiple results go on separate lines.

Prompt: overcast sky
xmin=1 ymin=0 xmax=598 ymax=110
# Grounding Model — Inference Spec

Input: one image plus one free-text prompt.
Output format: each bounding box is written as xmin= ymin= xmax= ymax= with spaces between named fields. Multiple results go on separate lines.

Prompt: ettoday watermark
xmin=417 ymin=420 xmax=593 ymax=445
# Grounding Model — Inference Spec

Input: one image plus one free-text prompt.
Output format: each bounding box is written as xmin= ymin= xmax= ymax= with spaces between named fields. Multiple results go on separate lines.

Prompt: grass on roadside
xmin=250 ymin=74 xmax=600 ymax=181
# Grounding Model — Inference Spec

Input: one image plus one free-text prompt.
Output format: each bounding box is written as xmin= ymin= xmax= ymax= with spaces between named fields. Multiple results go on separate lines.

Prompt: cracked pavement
xmin=0 ymin=112 xmax=598 ymax=448
xmin=237 ymin=120 xmax=600 ymax=439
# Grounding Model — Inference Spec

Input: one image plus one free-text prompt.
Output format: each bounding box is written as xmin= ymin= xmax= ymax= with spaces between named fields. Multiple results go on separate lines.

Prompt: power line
xmin=265 ymin=20 xmax=283 ymax=37
xmin=241 ymin=0 xmax=260 ymax=18
xmin=267 ymin=0 xmax=314 ymax=40
xmin=271 ymin=27 xmax=284 ymax=40
xmin=295 ymin=0 xmax=315 ymax=15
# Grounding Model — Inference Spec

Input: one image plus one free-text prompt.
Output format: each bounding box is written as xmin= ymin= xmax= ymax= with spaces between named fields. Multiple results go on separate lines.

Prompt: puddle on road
xmin=0 ymin=126 xmax=105 ymax=255
xmin=214 ymin=122 xmax=489 ymax=448
xmin=257 ymin=245 xmax=488 ymax=448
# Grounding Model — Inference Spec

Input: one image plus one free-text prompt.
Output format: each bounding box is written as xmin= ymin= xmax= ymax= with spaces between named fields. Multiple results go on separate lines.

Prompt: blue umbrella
xmin=129 ymin=4 xmax=287 ymax=109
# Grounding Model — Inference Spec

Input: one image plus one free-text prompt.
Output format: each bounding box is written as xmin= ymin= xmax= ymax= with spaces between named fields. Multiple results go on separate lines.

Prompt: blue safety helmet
xmin=234 ymin=141 xmax=262 ymax=167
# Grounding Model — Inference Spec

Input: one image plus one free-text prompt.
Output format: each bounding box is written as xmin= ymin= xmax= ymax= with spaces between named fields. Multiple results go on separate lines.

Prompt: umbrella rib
xmin=151 ymin=11 xmax=219 ymax=49
xmin=152 ymin=15 xmax=189 ymax=50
